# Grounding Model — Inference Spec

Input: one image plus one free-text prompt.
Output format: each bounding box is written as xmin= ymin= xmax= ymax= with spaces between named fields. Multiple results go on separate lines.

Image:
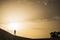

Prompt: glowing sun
xmin=7 ymin=23 xmax=20 ymax=30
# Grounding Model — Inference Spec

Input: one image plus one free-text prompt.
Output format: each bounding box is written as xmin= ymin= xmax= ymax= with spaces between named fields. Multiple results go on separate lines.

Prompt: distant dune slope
xmin=0 ymin=29 xmax=60 ymax=40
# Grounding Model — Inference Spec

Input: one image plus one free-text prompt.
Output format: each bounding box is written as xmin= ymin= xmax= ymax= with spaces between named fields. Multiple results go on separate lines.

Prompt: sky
xmin=0 ymin=0 xmax=60 ymax=39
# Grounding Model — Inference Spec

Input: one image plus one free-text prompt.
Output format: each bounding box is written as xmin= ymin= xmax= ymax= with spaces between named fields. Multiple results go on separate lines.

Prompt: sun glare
xmin=7 ymin=23 xmax=20 ymax=30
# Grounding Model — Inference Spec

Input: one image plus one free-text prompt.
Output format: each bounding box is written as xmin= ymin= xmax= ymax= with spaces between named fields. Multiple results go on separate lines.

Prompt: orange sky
xmin=0 ymin=0 xmax=60 ymax=39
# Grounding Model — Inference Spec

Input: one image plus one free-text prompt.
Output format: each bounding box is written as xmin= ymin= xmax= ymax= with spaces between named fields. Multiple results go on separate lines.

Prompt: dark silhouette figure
xmin=14 ymin=30 xmax=16 ymax=35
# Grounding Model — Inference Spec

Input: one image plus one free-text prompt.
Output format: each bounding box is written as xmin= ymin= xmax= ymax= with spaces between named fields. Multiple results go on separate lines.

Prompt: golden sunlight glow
xmin=7 ymin=23 xmax=22 ymax=30
xmin=1 ymin=0 xmax=59 ymax=38
xmin=7 ymin=23 xmax=20 ymax=30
